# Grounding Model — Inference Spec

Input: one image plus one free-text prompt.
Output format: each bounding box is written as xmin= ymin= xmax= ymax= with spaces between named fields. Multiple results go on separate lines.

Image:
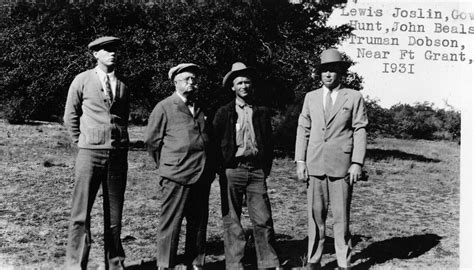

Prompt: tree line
xmin=0 ymin=1 xmax=460 ymax=149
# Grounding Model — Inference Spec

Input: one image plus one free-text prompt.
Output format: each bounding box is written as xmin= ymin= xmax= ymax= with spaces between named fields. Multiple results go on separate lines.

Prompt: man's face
xmin=231 ymin=76 xmax=253 ymax=100
xmin=320 ymin=65 xmax=342 ymax=90
xmin=174 ymin=71 xmax=199 ymax=97
xmin=93 ymin=45 xmax=118 ymax=68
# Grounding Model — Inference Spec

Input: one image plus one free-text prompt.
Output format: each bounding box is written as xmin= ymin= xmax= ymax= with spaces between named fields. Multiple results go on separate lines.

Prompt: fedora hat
xmin=168 ymin=63 xmax=200 ymax=81
xmin=222 ymin=62 xmax=256 ymax=89
xmin=88 ymin=36 xmax=121 ymax=51
xmin=318 ymin=48 xmax=350 ymax=73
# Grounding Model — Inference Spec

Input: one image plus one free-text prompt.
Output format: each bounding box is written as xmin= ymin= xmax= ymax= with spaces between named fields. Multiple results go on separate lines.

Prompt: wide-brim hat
xmin=317 ymin=48 xmax=350 ymax=73
xmin=222 ymin=62 xmax=256 ymax=89
xmin=88 ymin=36 xmax=121 ymax=51
xmin=168 ymin=63 xmax=200 ymax=81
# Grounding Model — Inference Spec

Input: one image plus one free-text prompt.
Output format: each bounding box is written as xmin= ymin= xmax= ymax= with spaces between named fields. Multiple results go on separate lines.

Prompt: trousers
xmin=307 ymin=175 xmax=353 ymax=268
xmin=221 ymin=164 xmax=279 ymax=270
xmin=156 ymin=178 xmax=211 ymax=268
xmin=65 ymin=149 xmax=128 ymax=270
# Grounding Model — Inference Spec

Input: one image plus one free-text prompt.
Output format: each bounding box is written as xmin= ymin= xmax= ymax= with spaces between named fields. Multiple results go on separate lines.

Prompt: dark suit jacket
xmin=295 ymin=87 xmax=368 ymax=178
xmin=213 ymin=100 xmax=273 ymax=177
xmin=63 ymin=68 xmax=129 ymax=149
xmin=145 ymin=93 xmax=214 ymax=185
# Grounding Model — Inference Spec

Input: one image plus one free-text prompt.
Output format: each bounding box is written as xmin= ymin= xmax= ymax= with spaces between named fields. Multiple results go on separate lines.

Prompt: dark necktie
xmin=325 ymin=90 xmax=333 ymax=121
xmin=105 ymin=75 xmax=113 ymax=105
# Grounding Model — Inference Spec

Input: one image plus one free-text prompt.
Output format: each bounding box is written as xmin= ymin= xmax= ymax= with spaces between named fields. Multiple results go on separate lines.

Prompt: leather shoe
xmin=306 ymin=263 xmax=321 ymax=270
xmin=157 ymin=267 xmax=173 ymax=270
xmin=337 ymin=267 xmax=352 ymax=270
xmin=191 ymin=265 xmax=203 ymax=270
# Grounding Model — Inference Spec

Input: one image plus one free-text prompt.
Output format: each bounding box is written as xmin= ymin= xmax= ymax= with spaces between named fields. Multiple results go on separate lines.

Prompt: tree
xmin=1 ymin=1 xmax=355 ymax=126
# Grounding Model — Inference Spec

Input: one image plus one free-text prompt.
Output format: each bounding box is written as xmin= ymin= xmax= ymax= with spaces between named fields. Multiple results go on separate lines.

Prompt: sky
xmin=327 ymin=0 xmax=473 ymax=110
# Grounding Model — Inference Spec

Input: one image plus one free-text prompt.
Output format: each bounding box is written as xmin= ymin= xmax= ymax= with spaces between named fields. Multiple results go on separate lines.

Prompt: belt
xmin=234 ymin=156 xmax=260 ymax=168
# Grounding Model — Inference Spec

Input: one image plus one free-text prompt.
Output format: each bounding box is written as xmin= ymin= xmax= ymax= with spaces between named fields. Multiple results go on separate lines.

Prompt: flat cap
xmin=88 ymin=36 xmax=121 ymax=50
xmin=168 ymin=63 xmax=200 ymax=81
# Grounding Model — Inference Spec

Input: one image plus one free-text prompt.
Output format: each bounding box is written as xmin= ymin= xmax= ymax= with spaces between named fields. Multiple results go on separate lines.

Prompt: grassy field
xmin=0 ymin=120 xmax=460 ymax=269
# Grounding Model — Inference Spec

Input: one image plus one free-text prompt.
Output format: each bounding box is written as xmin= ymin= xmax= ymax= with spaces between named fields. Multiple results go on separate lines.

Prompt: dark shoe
xmin=258 ymin=267 xmax=284 ymax=270
xmin=306 ymin=263 xmax=321 ymax=270
xmin=157 ymin=267 xmax=173 ymax=270
xmin=191 ymin=265 xmax=203 ymax=270
xmin=337 ymin=267 xmax=351 ymax=270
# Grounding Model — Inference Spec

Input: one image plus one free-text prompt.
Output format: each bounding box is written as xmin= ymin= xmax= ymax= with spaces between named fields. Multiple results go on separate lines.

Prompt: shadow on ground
xmin=125 ymin=234 xmax=441 ymax=269
xmin=323 ymin=233 xmax=442 ymax=270
xmin=125 ymin=235 xmax=365 ymax=269
xmin=274 ymin=147 xmax=441 ymax=164
xmin=366 ymin=148 xmax=441 ymax=163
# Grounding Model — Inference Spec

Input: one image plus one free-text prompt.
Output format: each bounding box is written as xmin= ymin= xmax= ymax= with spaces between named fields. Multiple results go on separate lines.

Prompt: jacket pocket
xmin=85 ymin=127 xmax=106 ymax=145
xmin=161 ymin=155 xmax=181 ymax=166
xmin=342 ymin=143 xmax=353 ymax=153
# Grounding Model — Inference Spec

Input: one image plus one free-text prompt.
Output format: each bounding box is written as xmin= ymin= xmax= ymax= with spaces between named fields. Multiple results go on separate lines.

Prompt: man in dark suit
xmin=213 ymin=62 xmax=281 ymax=270
xmin=295 ymin=48 xmax=368 ymax=270
xmin=63 ymin=36 xmax=130 ymax=270
xmin=144 ymin=63 xmax=215 ymax=270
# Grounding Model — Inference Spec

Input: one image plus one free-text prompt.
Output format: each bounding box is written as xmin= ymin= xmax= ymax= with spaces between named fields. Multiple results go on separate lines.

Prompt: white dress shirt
xmin=96 ymin=66 xmax=117 ymax=98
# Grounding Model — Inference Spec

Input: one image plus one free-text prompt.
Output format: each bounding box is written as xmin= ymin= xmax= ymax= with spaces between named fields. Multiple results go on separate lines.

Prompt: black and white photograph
xmin=0 ymin=0 xmax=472 ymax=269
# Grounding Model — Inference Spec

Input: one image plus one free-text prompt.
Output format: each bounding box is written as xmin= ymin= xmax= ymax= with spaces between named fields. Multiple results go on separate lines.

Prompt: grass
xmin=0 ymin=120 xmax=460 ymax=269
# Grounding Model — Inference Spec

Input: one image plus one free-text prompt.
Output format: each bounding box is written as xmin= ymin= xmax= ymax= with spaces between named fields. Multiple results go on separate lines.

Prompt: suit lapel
xmin=315 ymin=89 xmax=326 ymax=125
xmin=328 ymin=88 xmax=348 ymax=124
xmin=172 ymin=92 xmax=193 ymax=117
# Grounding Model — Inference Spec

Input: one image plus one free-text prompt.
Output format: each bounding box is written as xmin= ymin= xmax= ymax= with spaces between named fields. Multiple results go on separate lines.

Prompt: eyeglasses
xmin=175 ymin=76 xmax=200 ymax=84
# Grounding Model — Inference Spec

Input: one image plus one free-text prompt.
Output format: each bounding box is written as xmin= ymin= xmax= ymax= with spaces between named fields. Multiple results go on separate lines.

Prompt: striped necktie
xmin=105 ymin=75 xmax=113 ymax=105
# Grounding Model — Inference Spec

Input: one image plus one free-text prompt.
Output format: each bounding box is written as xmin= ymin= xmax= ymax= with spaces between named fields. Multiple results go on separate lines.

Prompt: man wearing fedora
xmin=295 ymin=48 xmax=368 ymax=270
xmin=213 ymin=62 xmax=281 ymax=270
xmin=144 ymin=63 xmax=215 ymax=270
xmin=63 ymin=36 xmax=130 ymax=270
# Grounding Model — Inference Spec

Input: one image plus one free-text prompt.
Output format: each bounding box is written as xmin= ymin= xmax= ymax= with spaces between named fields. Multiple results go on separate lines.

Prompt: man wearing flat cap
xmin=295 ymin=48 xmax=368 ymax=270
xmin=144 ymin=63 xmax=215 ymax=270
xmin=213 ymin=62 xmax=281 ymax=270
xmin=63 ymin=36 xmax=130 ymax=269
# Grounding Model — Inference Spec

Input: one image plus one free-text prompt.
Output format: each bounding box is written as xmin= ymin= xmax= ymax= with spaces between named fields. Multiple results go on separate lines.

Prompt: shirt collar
xmin=323 ymin=84 xmax=341 ymax=94
xmin=235 ymin=98 xmax=251 ymax=108
xmin=95 ymin=66 xmax=115 ymax=81
xmin=175 ymin=91 xmax=188 ymax=104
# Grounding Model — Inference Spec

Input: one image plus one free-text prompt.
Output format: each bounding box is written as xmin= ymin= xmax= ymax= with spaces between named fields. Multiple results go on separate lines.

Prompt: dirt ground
xmin=0 ymin=120 xmax=460 ymax=269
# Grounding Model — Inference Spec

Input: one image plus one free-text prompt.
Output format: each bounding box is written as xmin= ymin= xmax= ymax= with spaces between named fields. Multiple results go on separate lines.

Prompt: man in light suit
xmin=63 ymin=36 xmax=130 ymax=270
xmin=144 ymin=63 xmax=215 ymax=270
xmin=295 ymin=48 xmax=368 ymax=270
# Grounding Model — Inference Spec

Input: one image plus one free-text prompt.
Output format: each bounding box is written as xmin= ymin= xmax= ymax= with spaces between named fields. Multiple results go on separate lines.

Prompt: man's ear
xmin=92 ymin=50 xmax=99 ymax=59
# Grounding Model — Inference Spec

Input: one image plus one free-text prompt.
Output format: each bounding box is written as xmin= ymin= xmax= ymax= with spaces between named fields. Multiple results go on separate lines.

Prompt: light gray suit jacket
xmin=295 ymin=87 xmax=368 ymax=178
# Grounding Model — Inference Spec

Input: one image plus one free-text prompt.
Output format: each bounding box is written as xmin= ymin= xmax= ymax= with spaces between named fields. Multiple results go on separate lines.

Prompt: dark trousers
xmin=221 ymin=165 xmax=279 ymax=270
xmin=65 ymin=149 xmax=127 ymax=270
xmin=156 ymin=178 xmax=211 ymax=268
xmin=307 ymin=175 xmax=353 ymax=268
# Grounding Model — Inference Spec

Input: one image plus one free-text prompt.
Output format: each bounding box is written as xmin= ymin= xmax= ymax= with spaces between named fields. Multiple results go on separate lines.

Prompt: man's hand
xmin=347 ymin=163 xmax=362 ymax=185
xmin=296 ymin=161 xmax=308 ymax=181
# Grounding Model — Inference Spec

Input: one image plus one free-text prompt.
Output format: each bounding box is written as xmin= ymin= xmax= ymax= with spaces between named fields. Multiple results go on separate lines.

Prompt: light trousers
xmin=307 ymin=175 xmax=353 ymax=268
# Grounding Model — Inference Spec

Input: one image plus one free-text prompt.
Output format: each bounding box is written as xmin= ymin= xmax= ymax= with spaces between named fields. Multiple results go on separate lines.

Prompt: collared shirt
xmin=96 ymin=66 xmax=117 ymax=98
xmin=322 ymin=84 xmax=341 ymax=110
xmin=176 ymin=91 xmax=195 ymax=116
xmin=235 ymin=99 xmax=258 ymax=158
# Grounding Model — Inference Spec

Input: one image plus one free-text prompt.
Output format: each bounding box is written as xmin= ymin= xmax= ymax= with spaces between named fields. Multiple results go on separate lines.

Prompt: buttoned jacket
xmin=145 ymin=93 xmax=215 ymax=185
xmin=295 ymin=87 xmax=368 ymax=178
xmin=63 ymin=68 xmax=130 ymax=149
